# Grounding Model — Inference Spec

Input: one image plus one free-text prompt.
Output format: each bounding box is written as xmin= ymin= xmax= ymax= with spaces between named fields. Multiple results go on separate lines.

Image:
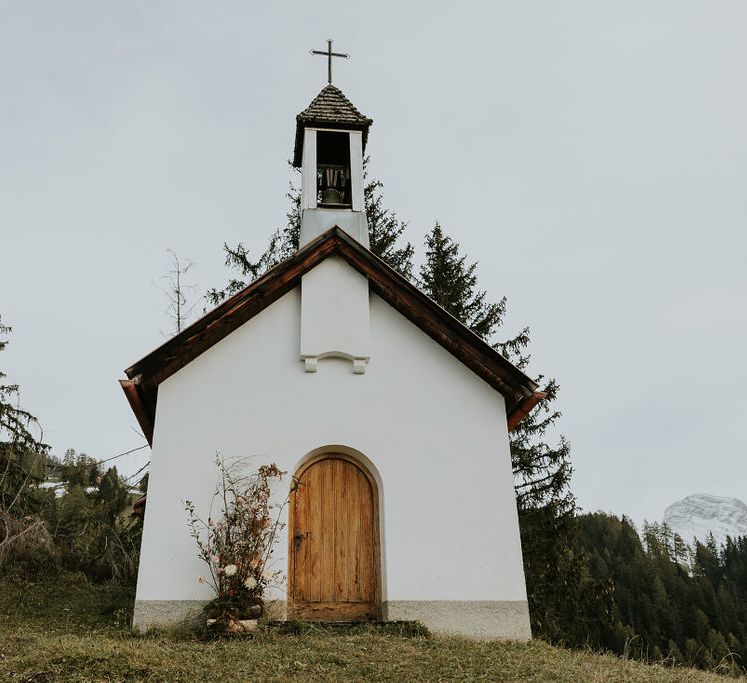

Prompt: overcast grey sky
xmin=1 ymin=1 xmax=745 ymax=524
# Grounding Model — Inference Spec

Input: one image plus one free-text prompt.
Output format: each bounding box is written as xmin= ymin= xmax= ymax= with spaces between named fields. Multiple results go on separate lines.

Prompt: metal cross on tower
xmin=310 ymin=39 xmax=349 ymax=84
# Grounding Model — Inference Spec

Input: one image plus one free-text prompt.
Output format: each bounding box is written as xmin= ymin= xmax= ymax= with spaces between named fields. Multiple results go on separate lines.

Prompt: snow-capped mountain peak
xmin=663 ymin=493 xmax=747 ymax=548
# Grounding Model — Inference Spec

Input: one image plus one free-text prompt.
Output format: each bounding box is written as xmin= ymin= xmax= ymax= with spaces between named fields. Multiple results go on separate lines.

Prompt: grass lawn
xmin=0 ymin=572 xmax=728 ymax=682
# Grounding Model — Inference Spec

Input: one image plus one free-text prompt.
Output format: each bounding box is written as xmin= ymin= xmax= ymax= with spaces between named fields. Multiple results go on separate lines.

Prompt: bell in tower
xmin=317 ymin=131 xmax=351 ymax=207
xmin=293 ymin=83 xmax=373 ymax=248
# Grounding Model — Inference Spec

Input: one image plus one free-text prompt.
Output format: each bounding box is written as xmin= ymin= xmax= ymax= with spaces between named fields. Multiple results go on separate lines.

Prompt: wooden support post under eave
xmin=507 ymin=391 xmax=547 ymax=432
xmin=119 ymin=379 xmax=155 ymax=447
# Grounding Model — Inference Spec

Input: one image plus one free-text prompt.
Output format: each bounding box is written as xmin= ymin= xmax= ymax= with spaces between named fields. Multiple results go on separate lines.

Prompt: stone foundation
xmin=132 ymin=600 xmax=287 ymax=631
xmin=132 ymin=600 xmax=205 ymax=630
xmin=133 ymin=598 xmax=530 ymax=640
xmin=382 ymin=600 xmax=532 ymax=641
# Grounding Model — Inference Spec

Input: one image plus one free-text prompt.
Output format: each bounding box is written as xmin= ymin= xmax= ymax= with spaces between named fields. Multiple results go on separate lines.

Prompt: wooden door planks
xmin=289 ymin=454 xmax=379 ymax=621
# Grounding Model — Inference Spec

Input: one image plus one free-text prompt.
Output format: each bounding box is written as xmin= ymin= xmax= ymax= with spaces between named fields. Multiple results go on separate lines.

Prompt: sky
xmin=1 ymin=1 xmax=745 ymax=525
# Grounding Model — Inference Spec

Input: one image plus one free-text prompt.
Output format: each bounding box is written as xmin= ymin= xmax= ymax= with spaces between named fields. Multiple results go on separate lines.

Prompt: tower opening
xmin=317 ymin=131 xmax=351 ymax=208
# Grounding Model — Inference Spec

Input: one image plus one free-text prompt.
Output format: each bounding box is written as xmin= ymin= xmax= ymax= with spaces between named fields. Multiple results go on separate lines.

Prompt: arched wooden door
xmin=289 ymin=455 xmax=380 ymax=621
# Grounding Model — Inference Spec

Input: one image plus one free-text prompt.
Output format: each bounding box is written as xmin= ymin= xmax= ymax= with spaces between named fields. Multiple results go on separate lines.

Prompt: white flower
xmin=223 ymin=564 xmax=238 ymax=577
xmin=243 ymin=576 xmax=257 ymax=590
xmin=262 ymin=569 xmax=274 ymax=582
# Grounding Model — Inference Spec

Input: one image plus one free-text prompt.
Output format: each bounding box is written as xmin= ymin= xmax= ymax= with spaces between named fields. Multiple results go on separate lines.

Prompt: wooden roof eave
xmin=119 ymin=379 xmax=155 ymax=447
xmin=507 ymin=391 xmax=547 ymax=432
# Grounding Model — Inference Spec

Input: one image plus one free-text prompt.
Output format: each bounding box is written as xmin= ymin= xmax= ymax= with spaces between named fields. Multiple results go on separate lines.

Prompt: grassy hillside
xmin=0 ymin=573 xmax=729 ymax=682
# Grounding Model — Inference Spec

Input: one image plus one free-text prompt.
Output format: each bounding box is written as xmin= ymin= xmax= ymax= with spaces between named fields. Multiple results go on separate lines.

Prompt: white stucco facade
xmin=133 ymin=265 xmax=531 ymax=639
xmin=300 ymin=257 xmax=370 ymax=372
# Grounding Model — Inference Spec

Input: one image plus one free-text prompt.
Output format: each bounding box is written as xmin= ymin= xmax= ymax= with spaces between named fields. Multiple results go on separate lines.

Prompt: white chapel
xmin=121 ymin=73 xmax=544 ymax=640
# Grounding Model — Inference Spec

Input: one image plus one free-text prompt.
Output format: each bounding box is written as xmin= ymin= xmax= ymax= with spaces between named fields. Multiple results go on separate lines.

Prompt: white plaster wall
xmin=136 ymin=278 xmax=527 ymax=606
xmin=300 ymin=256 xmax=370 ymax=363
xmin=299 ymin=209 xmax=369 ymax=247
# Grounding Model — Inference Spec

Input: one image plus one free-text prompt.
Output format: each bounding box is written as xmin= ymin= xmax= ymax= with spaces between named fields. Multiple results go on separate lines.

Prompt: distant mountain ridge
xmin=663 ymin=493 xmax=747 ymax=548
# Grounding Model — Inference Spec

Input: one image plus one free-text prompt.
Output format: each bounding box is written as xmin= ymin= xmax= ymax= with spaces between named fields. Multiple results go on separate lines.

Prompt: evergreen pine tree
xmin=418 ymin=224 xmax=505 ymax=338
xmin=364 ymin=175 xmax=414 ymax=279
xmin=0 ymin=317 xmax=48 ymax=515
xmin=0 ymin=317 xmax=45 ymax=454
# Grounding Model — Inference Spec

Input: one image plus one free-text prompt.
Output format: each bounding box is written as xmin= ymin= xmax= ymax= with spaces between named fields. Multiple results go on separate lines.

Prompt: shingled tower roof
xmin=298 ymin=84 xmax=373 ymax=126
xmin=293 ymin=85 xmax=373 ymax=167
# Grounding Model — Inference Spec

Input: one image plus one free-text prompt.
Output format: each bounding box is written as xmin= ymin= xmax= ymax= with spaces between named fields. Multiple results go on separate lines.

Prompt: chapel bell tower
xmin=295 ymin=43 xmax=374 ymax=375
xmin=293 ymin=82 xmax=373 ymax=247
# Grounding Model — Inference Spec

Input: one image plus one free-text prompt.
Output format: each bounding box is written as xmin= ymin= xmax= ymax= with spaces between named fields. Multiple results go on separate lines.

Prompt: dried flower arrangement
xmin=185 ymin=455 xmax=294 ymax=634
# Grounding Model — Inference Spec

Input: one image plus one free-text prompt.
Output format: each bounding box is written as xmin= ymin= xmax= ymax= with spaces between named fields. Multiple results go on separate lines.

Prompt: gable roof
xmin=293 ymin=85 xmax=373 ymax=167
xmin=121 ymin=227 xmax=542 ymax=446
